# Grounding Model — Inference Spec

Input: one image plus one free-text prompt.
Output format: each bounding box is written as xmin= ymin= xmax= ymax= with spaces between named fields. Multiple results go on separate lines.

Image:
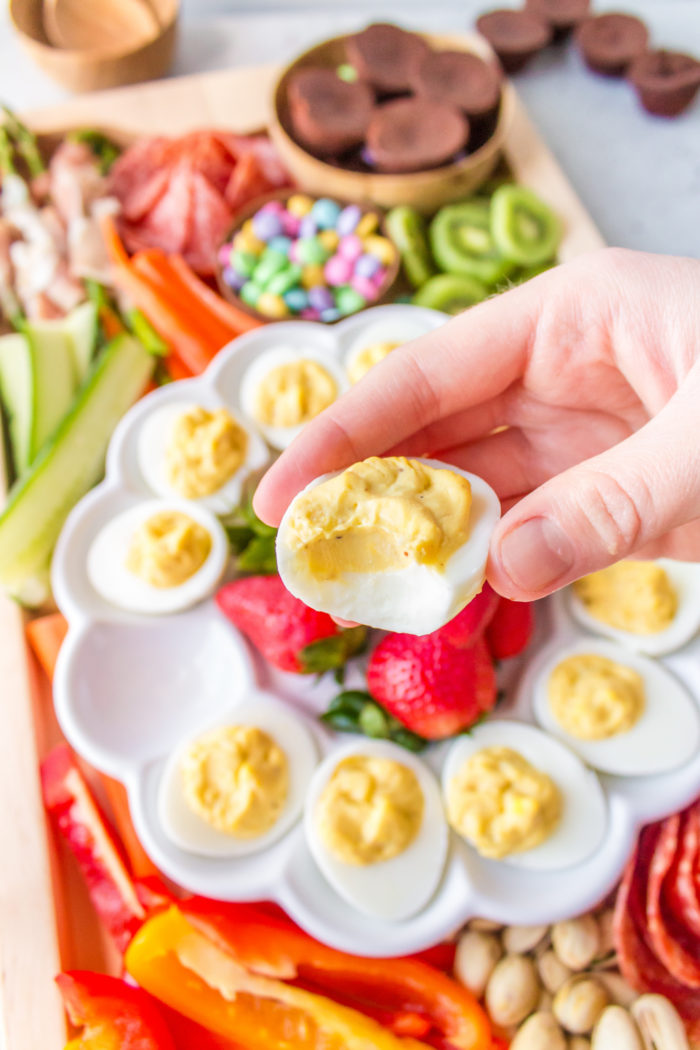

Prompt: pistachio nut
xmin=630 ymin=994 xmax=690 ymax=1050
xmin=569 ymin=1039 xmax=591 ymax=1050
xmin=591 ymin=1005 xmax=643 ymax=1050
xmin=596 ymin=971 xmax=637 ymax=1008
xmin=538 ymin=950 xmax=573 ymax=994
xmin=454 ymin=930 xmax=503 ymax=998
xmin=553 ymin=975 xmax=609 ymax=1034
xmin=552 ymin=916 xmax=601 ymax=971
xmin=503 ymin=925 xmax=550 ymax=955
xmin=485 ymin=954 xmax=541 ymax=1028
xmin=596 ymin=909 xmax=616 ymax=958
xmin=511 ymin=1011 xmax=568 ymax=1050
xmin=538 ymin=989 xmax=553 ymax=1013
xmin=470 ymin=918 xmax=504 ymax=933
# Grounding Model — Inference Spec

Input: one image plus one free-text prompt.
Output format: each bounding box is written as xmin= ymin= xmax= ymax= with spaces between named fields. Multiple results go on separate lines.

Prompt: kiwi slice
xmin=494 ymin=258 xmax=556 ymax=293
xmin=490 ymin=186 xmax=561 ymax=267
xmin=385 ymin=206 xmax=436 ymax=289
xmin=430 ymin=200 xmax=515 ymax=285
xmin=412 ymin=273 xmax=489 ymax=315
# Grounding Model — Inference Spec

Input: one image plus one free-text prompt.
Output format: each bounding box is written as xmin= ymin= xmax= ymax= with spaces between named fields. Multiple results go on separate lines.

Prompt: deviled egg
xmin=343 ymin=314 xmax=442 ymax=384
xmin=276 ymin=456 xmax=500 ymax=634
xmin=137 ymin=400 xmax=269 ymax=515
xmin=304 ymin=739 xmax=448 ymax=921
xmin=87 ymin=499 xmax=228 ymax=615
xmin=239 ymin=346 xmax=347 ymax=450
xmin=568 ymin=559 xmax=700 ymax=656
xmin=442 ymin=721 xmax=607 ymax=871
xmin=158 ymin=693 xmax=319 ymax=857
xmin=532 ymin=638 xmax=700 ymax=777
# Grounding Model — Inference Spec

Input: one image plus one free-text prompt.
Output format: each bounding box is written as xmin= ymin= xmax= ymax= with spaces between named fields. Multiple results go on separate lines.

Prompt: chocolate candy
xmin=524 ymin=0 xmax=591 ymax=40
xmin=627 ymin=49 xmax=700 ymax=117
xmin=367 ymin=98 xmax=470 ymax=174
xmin=346 ymin=23 xmax=430 ymax=93
xmin=412 ymin=50 xmax=502 ymax=118
xmin=476 ymin=9 xmax=552 ymax=74
xmin=287 ymin=67 xmax=374 ymax=156
xmin=575 ymin=13 xmax=649 ymax=77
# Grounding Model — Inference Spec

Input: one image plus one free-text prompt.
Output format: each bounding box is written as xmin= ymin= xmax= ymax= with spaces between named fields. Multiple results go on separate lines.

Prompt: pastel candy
xmin=324 ymin=255 xmax=353 ymax=286
xmin=338 ymin=235 xmax=363 ymax=262
xmin=337 ymin=204 xmax=362 ymax=236
xmin=355 ymin=253 xmax=381 ymax=278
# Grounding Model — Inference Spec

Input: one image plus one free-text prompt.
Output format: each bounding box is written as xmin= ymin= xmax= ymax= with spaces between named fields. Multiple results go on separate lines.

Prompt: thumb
xmin=487 ymin=382 xmax=700 ymax=600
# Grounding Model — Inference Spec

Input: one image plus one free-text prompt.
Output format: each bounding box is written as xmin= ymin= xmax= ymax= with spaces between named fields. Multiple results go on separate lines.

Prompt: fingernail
xmin=498 ymin=517 xmax=575 ymax=593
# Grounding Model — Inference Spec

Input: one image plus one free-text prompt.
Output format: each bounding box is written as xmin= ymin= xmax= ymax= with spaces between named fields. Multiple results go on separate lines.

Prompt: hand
xmin=254 ymin=249 xmax=700 ymax=601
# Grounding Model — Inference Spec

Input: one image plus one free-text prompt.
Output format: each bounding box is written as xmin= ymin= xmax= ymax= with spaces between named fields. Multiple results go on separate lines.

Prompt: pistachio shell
xmin=553 ymin=976 xmax=609 ymax=1034
xmin=596 ymin=909 xmax=616 ymax=958
xmin=569 ymin=1039 xmax=591 ymax=1050
xmin=511 ymin=1011 xmax=568 ymax=1050
xmin=552 ymin=917 xmax=601 ymax=971
xmin=538 ymin=950 xmax=573 ymax=994
xmin=630 ymin=994 xmax=690 ymax=1050
xmin=503 ymin=925 xmax=550 ymax=954
xmin=591 ymin=1005 xmax=643 ymax=1050
xmin=470 ymin=918 xmax=504 ymax=933
xmin=454 ymin=930 xmax=503 ymax=998
xmin=596 ymin=971 xmax=637 ymax=1008
xmin=486 ymin=954 xmax=541 ymax=1028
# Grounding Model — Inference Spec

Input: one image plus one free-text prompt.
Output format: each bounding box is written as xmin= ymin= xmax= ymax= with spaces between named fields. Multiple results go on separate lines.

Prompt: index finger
xmin=253 ymin=279 xmax=539 ymax=525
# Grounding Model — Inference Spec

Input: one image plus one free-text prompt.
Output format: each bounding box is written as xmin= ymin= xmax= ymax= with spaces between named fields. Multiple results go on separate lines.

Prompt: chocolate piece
xmin=476 ymin=9 xmax=552 ymax=73
xmin=575 ymin=13 xmax=649 ymax=77
xmin=288 ymin=67 xmax=374 ymax=157
xmin=366 ymin=97 xmax=469 ymax=174
xmin=346 ymin=23 xmax=430 ymax=93
xmin=524 ymin=0 xmax=591 ymax=40
xmin=412 ymin=50 xmax=502 ymax=118
xmin=628 ymin=49 xmax=700 ymax=117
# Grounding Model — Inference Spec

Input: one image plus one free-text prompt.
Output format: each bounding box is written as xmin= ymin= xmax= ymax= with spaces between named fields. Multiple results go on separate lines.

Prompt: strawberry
xmin=436 ymin=583 xmax=500 ymax=648
xmin=367 ymin=633 xmax=497 ymax=740
xmin=485 ymin=598 xmax=535 ymax=660
xmin=216 ymin=575 xmax=366 ymax=674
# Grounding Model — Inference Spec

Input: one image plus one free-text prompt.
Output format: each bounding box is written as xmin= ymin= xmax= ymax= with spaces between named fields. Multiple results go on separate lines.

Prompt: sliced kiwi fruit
xmin=429 ymin=200 xmax=515 ymax=285
xmin=385 ymin=206 xmax=436 ymax=289
xmin=490 ymin=185 xmax=562 ymax=267
xmin=412 ymin=273 xmax=489 ymax=315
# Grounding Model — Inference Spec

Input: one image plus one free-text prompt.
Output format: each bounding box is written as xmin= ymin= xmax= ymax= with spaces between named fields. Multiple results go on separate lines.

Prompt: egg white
xmin=304 ymin=739 xmax=448 ymax=922
xmin=87 ymin=499 xmax=229 ymax=615
xmin=531 ymin=638 xmax=700 ymax=777
xmin=276 ymin=458 xmax=501 ymax=635
xmin=239 ymin=346 xmax=348 ymax=451
xmin=567 ymin=560 xmax=700 ymax=656
xmin=157 ymin=693 xmax=319 ymax=858
xmin=343 ymin=317 xmax=438 ymax=383
xmin=442 ymin=721 xmax=607 ymax=871
xmin=137 ymin=400 xmax=269 ymax=515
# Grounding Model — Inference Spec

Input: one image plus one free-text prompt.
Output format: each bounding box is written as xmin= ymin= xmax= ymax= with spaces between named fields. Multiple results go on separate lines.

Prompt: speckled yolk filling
xmin=253 ymin=359 xmax=337 ymax=428
xmin=166 ymin=406 xmax=248 ymax=499
xmin=125 ymin=510 xmax=212 ymax=588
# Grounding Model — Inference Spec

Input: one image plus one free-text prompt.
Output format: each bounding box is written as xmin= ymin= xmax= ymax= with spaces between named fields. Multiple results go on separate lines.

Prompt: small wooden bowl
xmin=9 ymin=0 xmax=179 ymax=93
xmin=269 ymin=30 xmax=515 ymax=215
xmin=215 ymin=189 xmax=401 ymax=324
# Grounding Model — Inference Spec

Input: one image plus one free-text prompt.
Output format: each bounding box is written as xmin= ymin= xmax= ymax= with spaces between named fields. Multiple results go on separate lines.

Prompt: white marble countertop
xmin=0 ymin=0 xmax=698 ymax=257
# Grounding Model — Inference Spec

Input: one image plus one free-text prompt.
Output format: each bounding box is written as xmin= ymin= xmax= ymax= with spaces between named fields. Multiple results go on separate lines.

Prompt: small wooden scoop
xmin=42 ymin=0 xmax=161 ymax=52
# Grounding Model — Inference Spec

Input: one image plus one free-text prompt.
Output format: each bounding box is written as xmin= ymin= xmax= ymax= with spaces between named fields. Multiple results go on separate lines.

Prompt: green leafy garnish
xmin=223 ymin=497 xmax=278 ymax=575
xmin=68 ymin=129 xmax=121 ymax=174
xmin=322 ymin=690 xmax=428 ymax=753
xmin=300 ymin=628 xmax=367 ymax=675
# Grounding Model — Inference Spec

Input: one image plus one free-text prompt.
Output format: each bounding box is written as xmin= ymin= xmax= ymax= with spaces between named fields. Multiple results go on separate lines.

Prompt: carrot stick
xmin=169 ymin=255 xmax=264 ymax=335
xmin=100 ymin=213 xmax=130 ymax=268
xmin=164 ymin=354 xmax=192 ymax=381
xmin=99 ymin=774 xmax=160 ymax=880
xmin=26 ymin=612 xmax=68 ymax=682
xmin=99 ymin=303 xmax=125 ymax=339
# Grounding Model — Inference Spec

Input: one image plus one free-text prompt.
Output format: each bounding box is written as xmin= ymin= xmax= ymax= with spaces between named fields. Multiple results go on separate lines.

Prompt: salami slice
xmin=183 ymin=171 xmax=232 ymax=275
xmin=667 ymin=804 xmax=700 ymax=939
xmin=646 ymin=814 xmax=700 ymax=988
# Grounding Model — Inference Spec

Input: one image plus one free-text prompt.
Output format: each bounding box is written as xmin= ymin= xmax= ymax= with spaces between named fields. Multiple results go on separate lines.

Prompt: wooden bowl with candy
xmin=269 ymin=27 xmax=515 ymax=215
xmin=215 ymin=190 xmax=401 ymax=324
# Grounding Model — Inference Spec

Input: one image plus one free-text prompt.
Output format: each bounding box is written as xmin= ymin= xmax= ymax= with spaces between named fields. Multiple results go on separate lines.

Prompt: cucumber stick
xmin=25 ymin=325 xmax=77 ymax=460
xmin=0 ymin=334 xmax=154 ymax=606
xmin=0 ymin=333 xmax=33 ymax=475
xmin=30 ymin=300 xmax=99 ymax=383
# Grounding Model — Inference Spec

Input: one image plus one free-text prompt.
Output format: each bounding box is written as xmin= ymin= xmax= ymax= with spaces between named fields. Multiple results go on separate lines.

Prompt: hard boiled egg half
xmin=239 ymin=346 xmax=347 ymax=450
xmin=567 ymin=559 xmax=700 ymax=656
xmin=137 ymin=399 xmax=269 ymax=515
xmin=532 ymin=638 xmax=700 ymax=777
xmin=343 ymin=314 xmax=442 ymax=384
xmin=158 ymin=693 xmax=319 ymax=857
xmin=87 ymin=499 xmax=228 ymax=615
xmin=304 ymin=739 xmax=448 ymax=921
xmin=276 ymin=456 xmax=500 ymax=634
xmin=442 ymin=721 xmax=607 ymax=871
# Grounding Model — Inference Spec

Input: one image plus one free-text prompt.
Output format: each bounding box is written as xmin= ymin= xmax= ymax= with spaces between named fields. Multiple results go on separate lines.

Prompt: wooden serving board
xmin=0 ymin=47 xmax=605 ymax=1050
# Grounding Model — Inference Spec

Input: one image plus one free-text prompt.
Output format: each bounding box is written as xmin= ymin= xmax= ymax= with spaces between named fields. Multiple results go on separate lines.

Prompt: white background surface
xmin=0 ymin=1 xmax=699 ymax=256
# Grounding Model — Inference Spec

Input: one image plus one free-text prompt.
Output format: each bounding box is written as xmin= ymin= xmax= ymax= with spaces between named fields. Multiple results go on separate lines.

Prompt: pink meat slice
xmin=182 ymin=171 xmax=232 ymax=275
xmin=667 ymin=803 xmax=700 ymax=939
xmin=646 ymin=814 xmax=700 ymax=988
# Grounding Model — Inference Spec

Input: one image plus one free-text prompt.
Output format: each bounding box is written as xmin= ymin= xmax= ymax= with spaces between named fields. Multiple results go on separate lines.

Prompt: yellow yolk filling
xmin=126 ymin=511 xmax=211 ymax=588
xmin=446 ymin=746 xmax=561 ymax=859
xmin=286 ymin=456 xmax=472 ymax=578
xmin=253 ymin=359 xmax=337 ymax=428
xmin=548 ymin=653 xmax=645 ymax=740
xmin=181 ymin=725 xmax=288 ymax=837
xmin=573 ymin=561 xmax=677 ymax=635
xmin=166 ymin=406 xmax=248 ymax=499
xmin=316 ymin=755 xmax=424 ymax=865
xmin=347 ymin=341 xmax=400 ymax=384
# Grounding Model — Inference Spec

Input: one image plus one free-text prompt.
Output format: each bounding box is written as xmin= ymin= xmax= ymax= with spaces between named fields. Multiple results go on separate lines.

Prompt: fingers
xmin=253 ymin=280 xmax=539 ymax=524
xmin=488 ymin=368 xmax=700 ymax=600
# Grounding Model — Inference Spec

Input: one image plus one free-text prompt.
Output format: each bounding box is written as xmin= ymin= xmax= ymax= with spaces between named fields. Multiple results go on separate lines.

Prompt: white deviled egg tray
xmin=52 ymin=305 xmax=700 ymax=956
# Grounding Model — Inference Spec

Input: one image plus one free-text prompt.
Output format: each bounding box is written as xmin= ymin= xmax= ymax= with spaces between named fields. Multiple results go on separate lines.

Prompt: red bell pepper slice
xmin=56 ymin=970 xmax=175 ymax=1049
